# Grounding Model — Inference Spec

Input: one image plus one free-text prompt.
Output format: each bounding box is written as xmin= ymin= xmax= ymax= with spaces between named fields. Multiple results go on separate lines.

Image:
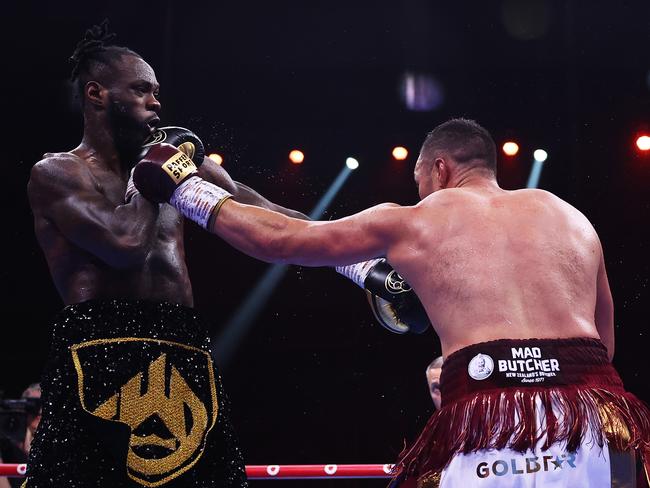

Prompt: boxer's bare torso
xmin=28 ymin=148 xmax=193 ymax=306
xmin=385 ymin=184 xmax=611 ymax=358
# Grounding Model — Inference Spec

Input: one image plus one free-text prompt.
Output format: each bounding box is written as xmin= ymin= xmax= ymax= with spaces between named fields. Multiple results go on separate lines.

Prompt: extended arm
xmin=594 ymin=247 xmax=614 ymax=361
xmin=28 ymin=155 xmax=159 ymax=269
xmin=132 ymin=146 xmax=431 ymax=334
xmin=209 ymin=198 xmax=408 ymax=267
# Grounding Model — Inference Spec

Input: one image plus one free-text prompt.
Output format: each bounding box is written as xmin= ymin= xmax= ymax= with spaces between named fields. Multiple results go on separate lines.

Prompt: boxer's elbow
xmin=104 ymin=234 xmax=151 ymax=269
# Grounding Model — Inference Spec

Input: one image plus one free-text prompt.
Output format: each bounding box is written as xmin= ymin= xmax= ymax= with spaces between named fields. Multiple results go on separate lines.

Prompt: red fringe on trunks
xmin=393 ymin=337 xmax=650 ymax=482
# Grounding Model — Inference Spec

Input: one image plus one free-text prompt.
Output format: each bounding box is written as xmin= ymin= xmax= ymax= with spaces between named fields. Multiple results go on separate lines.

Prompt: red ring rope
xmin=0 ymin=463 xmax=395 ymax=479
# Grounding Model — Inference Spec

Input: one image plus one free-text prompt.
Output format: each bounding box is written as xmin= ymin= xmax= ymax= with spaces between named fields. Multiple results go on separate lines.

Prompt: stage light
xmin=346 ymin=157 xmax=359 ymax=170
xmin=636 ymin=135 xmax=650 ymax=151
xmin=392 ymin=146 xmax=408 ymax=160
xmin=208 ymin=153 xmax=223 ymax=165
xmin=289 ymin=149 xmax=304 ymax=164
xmin=502 ymin=142 xmax=519 ymax=156
xmin=533 ymin=149 xmax=548 ymax=163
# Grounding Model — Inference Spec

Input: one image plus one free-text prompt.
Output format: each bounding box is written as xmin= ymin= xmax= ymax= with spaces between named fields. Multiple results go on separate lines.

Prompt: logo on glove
xmin=384 ymin=270 xmax=412 ymax=294
xmin=144 ymin=129 xmax=168 ymax=147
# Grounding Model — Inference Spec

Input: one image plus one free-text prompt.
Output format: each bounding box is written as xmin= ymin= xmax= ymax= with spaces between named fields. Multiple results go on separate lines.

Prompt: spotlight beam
xmin=526 ymin=149 xmax=548 ymax=189
xmin=526 ymin=159 xmax=544 ymax=188
xmin=212 ymin=164 xmax=357 ymax=367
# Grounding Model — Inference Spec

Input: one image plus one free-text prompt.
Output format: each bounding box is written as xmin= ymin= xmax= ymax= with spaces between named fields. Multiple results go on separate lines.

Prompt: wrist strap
xmin=170 ymin=177 xmax=232 ymax=229
xmin=335 ymin=258 xmax=383 ymax=288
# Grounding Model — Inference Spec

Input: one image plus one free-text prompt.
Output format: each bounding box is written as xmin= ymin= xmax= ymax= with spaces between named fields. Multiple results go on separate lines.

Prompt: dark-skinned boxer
xmin=24 ymin=21 xmax=318 ymax=488
xmin=25 ymin=21 xmax=432 ymax=488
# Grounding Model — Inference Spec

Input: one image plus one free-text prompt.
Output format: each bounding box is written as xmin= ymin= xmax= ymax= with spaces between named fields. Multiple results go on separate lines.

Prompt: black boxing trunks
xmin=23 ymin=299 xmax=248 ymax=488
xmin=391 ymin=337 xmax=650 ymax=487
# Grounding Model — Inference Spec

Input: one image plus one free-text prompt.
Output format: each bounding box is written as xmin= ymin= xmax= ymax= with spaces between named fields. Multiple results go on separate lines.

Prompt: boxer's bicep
xmin=291 ymin=203 xmax=406 ymax=266
xmin=29 ymin=158 xmax=157 ymax=268
xmin=595 ymin=249 xmax=615 ymax=361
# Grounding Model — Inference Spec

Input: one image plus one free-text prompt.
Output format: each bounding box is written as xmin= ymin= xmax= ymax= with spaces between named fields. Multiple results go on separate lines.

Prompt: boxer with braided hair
xmin=26 ymin=20 xmax=311 ymax=488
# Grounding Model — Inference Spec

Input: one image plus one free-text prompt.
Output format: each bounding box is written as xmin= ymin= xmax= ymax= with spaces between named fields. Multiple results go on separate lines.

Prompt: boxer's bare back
xmin=386 ymin=182 xmax=612 ymax=359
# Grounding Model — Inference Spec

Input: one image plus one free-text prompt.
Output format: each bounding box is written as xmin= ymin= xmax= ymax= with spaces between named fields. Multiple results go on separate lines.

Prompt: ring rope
xmin=0 ymin=463 xmax=395 ymax=479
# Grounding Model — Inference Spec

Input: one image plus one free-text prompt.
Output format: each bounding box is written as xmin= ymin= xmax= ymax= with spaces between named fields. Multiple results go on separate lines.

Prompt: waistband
xmin=440 ymin=337 xmax=622 ymax=407
xmin=49 ymin=299 xmax=212 ymax=351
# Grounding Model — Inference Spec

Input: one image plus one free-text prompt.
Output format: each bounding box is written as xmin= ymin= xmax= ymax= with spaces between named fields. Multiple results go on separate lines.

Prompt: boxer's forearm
xmin=209 ymin=200 xmax=309 ymax=264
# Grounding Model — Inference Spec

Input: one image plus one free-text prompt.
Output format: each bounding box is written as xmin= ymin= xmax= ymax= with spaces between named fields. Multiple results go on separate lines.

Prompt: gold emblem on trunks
xmin=71 ymin=338 xmax=218 ymax=487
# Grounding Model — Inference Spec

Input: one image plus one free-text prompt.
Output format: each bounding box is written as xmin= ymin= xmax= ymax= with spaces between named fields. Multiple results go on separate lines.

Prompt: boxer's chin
xmin=114 ymin=120 xmax=151 ymax=155
xmin=108 ymin=103 xmax=152 ymax=152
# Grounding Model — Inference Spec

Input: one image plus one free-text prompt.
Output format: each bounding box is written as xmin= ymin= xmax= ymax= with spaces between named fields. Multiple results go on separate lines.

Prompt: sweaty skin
xmin=28 ymin=54 xmax=306 ymax=306
xmin=206 ymin=159 xmax=615 ymax=361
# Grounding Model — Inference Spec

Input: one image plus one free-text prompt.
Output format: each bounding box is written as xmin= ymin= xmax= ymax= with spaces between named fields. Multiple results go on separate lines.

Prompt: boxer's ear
xmin=434 ymin=158 xmax=449 ymax=189
xmin=85 ymin=81 xmax=107 ymax=108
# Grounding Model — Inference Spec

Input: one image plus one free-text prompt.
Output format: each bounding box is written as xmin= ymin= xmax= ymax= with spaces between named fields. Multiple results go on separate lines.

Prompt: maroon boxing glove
xmin=133 ymin=143 xmax=199 ymax=203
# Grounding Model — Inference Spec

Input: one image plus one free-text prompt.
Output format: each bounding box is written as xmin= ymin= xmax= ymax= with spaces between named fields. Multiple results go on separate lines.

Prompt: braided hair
xmin=69 ymin=19 xmax=142 ymax=104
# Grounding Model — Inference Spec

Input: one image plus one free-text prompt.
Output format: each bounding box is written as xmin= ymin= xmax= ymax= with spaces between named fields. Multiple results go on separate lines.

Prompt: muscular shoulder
xmin=28 ymin=152 xmax=92 ymax=204
xmin=515 ymin=188 xmax=588 ymax=218
xmin=31 ymin=152 xmax=87 ymax=181
xmin=514 ymin=189 xmax=599 ymax=239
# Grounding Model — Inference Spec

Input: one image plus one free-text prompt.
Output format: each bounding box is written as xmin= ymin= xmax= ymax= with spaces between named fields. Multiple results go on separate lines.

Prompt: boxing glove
xmin=140 ymin=126 xmax=206 ymax=167
xmin=336 ymin=259 xmax=431 ymax=334
xmin=133 ymin=143 xmax=200 ymax=203
xmin=133 ymin=143 xmax=232 ymax=228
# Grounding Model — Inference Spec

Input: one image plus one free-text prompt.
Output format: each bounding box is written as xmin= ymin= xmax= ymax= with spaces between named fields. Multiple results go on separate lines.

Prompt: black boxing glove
xmin=140 ymin=126 xmax=206 ymax=167
xmin=336 ymin=259 xmax=431 ymax=334
xmin=133 ymin=143 xmax=233 ymax=227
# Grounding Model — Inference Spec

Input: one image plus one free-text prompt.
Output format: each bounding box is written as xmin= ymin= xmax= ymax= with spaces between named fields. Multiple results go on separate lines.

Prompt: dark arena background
xmin=2 ymin=1 xmax=649 ymax=486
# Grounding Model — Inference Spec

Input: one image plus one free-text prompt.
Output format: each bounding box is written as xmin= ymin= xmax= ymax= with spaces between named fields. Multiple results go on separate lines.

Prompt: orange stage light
xmin=392 ymin=146 xmax=408 ymax=160
xmin=636 ymin=135 xmax=650 ymax=151
xmin=289 ymin=150 xmax=305 ymax=164
xmin=208 ymin=153 xmax=223 ymax=165
xmin=502 ymin=142 xmax=519 ymax=156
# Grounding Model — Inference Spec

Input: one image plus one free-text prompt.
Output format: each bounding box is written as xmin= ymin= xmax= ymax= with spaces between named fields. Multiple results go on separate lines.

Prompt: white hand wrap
xmin=335 ymin=258 xmax=383 ymax=288
xmin=124 ymin=167 xmax=139 ymax=203
xmin=170 ymin=177 xmax=232 ymax=229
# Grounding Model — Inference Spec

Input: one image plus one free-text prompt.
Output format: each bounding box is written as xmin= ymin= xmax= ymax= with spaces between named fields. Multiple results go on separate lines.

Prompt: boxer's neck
xmin=450 ymin=168 xmax=499 ymax=191
xmin=77 ymin=118 xmax=124 ymax=174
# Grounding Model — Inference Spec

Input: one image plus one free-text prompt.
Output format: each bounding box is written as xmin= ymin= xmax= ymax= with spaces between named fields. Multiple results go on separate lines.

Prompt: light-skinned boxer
xmin=134 ymin=117 xmax=650 ymax=487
